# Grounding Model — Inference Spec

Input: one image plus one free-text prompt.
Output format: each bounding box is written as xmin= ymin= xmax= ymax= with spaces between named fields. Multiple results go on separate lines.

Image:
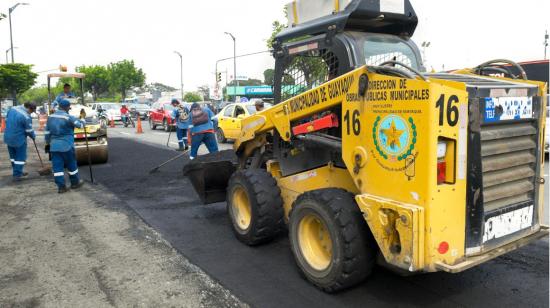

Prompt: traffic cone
xmin=109 ymin=118 xmax=115 ymax=128
xmin=136 ymin=117 xmax=143 ymax=134
xmin=0 ymin=117 xmax=5 ymax=133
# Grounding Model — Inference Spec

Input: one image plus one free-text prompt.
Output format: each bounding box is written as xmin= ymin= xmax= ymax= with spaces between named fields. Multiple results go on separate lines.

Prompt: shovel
xmin=149 ymin=149 xmax=189 ymax=174
xmin=31 ymin=138 xmax=52 ymax=176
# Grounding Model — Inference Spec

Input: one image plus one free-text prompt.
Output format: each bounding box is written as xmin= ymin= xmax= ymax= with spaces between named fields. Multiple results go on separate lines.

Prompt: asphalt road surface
xmin=81 ymin=126 xmax=549 ymax=308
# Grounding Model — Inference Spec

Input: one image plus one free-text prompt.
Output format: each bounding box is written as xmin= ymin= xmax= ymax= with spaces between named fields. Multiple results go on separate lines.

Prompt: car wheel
xmin=289 ymin=188 xmax=376 ymax=292
xmin=149 ymin=118 xmax=156 ymax=130
xmin=216 ymin=128 xmax=227 ymax=143
xmin=163 ymin=119 xmax=170 ymax=132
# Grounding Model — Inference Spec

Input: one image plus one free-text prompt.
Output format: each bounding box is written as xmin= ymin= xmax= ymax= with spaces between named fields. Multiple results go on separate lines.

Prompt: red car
xmin=149 ymin=101 xmax=175 ymax=132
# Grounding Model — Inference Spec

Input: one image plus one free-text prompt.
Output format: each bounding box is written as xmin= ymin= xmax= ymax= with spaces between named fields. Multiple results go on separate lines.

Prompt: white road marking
xmin=170 ymin=142 xmax=178 ymax=145
xmin=119 ymin=132 xmax=131 ymax=136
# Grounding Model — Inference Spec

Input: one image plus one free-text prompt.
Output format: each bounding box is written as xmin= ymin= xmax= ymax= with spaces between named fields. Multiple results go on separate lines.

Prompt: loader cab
xmin=273 ymin=32 xmax=423 ymax=104
xmin=272 ymin=0 xmax=423 ymax=104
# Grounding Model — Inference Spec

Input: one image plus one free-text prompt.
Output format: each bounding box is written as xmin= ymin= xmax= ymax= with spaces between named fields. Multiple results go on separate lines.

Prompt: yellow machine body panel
xmin=234 ymin=65 xmax=547 ymax=273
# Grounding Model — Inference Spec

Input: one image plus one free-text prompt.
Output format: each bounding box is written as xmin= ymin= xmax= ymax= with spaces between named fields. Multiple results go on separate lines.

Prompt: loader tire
xmin=227 ymin=169 xmax=284 ymax=245
xmin=289 ymin=188 xmax=376 ymax=292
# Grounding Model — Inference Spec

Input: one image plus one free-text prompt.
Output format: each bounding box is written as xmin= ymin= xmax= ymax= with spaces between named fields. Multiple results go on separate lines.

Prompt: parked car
xmin=90 ymin=102 xmax=121 ymax=122
xmin=129 ymin=103 xmax=151 ymax=120
xmin=215 ymin=102 xmax=272 ymax=143
xmin=149 ymin=101 xmax=176 ymax=132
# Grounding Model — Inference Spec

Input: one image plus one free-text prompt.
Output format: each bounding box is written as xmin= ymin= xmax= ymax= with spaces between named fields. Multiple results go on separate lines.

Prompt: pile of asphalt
xmin=81 ymin=137 xmax=549 ymax=308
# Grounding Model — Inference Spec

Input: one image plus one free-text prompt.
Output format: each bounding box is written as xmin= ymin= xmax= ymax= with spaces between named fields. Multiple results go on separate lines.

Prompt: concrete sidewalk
xmin=0 ymin=137 xmax=245 ymax=307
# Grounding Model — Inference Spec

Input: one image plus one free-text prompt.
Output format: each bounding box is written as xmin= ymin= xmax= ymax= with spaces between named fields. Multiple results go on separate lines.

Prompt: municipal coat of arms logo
xmin=373 ymin=115 xmax=416 ymax=161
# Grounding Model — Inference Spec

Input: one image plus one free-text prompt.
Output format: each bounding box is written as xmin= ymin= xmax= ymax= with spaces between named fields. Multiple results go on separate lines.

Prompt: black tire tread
xmin=291 ymin=188 xmax=375 ymax=292
xmin=227 ymin=169 xmax=284 ymax=245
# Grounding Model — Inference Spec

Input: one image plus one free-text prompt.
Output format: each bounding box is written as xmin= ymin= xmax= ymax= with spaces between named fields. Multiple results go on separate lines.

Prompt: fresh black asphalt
xmin=80 ymin=137 xmax=549 ymax=308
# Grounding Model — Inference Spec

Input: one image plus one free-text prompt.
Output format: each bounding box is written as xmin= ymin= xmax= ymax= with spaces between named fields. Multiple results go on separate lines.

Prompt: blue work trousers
xmin=51 ymin=148 xmax=80 ymax=188
xmin=176 ymin=128 xmax=188 ymax=149
xmin=190 ymin=132 xmax=218 ymax=159
xmin=7 ymin=144 xmax=27 ymax=178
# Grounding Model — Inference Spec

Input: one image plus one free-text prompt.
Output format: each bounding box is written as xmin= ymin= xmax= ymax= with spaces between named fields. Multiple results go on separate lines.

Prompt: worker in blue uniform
xmin=44 ymin=99 xmax=85 ymax=193
xmin=51 ymin=83 xmax=75 ymax=112
xmin=3 ymin=102 xmax=37 ymax=181
xmin=170 ymin=99 xmax=190 ymax=151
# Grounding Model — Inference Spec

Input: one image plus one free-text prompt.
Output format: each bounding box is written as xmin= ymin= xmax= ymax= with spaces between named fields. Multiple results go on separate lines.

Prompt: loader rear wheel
xmin=227 ymin=169 xmax=284 ymax=245
xmin=289 ymin=188 xmax=376 ymax=292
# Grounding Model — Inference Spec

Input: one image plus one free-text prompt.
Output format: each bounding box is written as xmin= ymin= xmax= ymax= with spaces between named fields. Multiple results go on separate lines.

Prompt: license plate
xmin=483 ymin=205 xmax=533 ymax=243
xmin=484 ymin=96 xmax=533 ymax=122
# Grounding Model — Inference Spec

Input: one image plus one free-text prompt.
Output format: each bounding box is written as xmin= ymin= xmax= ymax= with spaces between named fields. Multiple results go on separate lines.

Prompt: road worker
xmin=187 ymin=102 xmax=218 ymax=159
xmin=170 ymin=99 xmax=190 ymax=151
xmin=3 ymin=102 xmax=36 ymax=182
xmin=255 ymin=100 xmax=265 ymax=112
xmin=52 ymin=83 xmax=75 ymax=112
xmin=44 ymin=99 xmax=85 ymax=193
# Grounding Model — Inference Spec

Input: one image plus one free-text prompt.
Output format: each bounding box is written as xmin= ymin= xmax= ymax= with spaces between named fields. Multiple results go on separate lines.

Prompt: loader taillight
xmin=437 ymin=161 xmax=446 ymax=185
xmin=437 ymin=138 xmax=456 ymax=185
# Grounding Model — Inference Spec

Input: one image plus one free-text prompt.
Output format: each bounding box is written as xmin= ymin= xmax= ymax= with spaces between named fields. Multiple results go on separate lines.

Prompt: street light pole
xmin=174 ymin=51 xmax=183 ymax=101
xmin=8 ymin=3 xmax=29 ymax=63
xmin=224 ymin=32 xmax=237 ymax=102
xmin=6 ymin=47 xmax=18 ymax=63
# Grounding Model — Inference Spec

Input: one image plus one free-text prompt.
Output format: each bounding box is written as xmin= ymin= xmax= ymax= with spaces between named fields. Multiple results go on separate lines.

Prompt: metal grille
xmin=481 ymin=121 xmax=538 ymax=212
xmin=365 ymin=52 xmax=413 ymax=68
xmin=281 ymin=49 xmax=339 ymax=101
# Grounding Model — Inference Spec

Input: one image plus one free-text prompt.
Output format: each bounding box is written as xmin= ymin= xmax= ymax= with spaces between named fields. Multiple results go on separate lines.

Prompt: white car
xmin=90 ymin=102 xmax=122 ymax=121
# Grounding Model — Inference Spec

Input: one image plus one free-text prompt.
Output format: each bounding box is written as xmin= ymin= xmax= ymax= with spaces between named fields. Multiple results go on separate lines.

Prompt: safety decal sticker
xmin=484 ymin=96 xmax=533 ymax=122
xmin=373 ymin=115 xmax=416 ymax=161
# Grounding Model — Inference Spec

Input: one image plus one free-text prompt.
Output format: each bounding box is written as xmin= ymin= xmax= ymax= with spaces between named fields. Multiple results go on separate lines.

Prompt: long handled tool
xmin=83 ymin=125 xmax=95 ymax=184
xmin=166 ymin=123 xmax=173 ymax=147
xmin=32 ymin=138 xmax=52 ymax=176
xmin=149 ymin=149 xmax=189 ymax=174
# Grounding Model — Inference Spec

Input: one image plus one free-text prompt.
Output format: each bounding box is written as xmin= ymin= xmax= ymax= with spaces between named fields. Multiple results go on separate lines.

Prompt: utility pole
xmin=8 ymin=3 xmax=29 ymax=63
xmin=174 ymin=51 xmax=184 ymax=101
xmin=224 ymin=32 xmax=237 ymax=102
xmin=544 ymin=30 xmax=548 ymax=60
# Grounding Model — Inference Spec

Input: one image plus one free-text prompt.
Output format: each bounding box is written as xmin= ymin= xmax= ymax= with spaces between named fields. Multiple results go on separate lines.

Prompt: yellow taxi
xmin=215 ymin=101 xmax=271 ymax=143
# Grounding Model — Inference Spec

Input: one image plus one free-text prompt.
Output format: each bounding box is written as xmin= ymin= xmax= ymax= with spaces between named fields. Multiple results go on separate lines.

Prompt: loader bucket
xmin=183 ymin=150 xmax=238 ymax=204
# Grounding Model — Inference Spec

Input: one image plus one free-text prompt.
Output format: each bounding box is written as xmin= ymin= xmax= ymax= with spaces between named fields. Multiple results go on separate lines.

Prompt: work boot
xmin=58 ymin=186 xmax=69 ymax=194
xmin=12 ymin=172 xmax=28 ymax=182
xmin=71 ymin=180 xmax=84 ymax=190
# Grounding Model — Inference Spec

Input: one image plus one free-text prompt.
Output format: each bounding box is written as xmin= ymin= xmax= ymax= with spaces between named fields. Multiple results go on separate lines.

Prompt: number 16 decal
xmin=436 ymin=94 xmax=459 ymax=126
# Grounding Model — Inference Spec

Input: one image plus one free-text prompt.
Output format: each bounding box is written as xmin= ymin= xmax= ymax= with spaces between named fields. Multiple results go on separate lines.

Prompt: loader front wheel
xmin=289 ymin=189 xmax=376 ymax=292
xmin=227 ymin=169 xmax=284 ymax=245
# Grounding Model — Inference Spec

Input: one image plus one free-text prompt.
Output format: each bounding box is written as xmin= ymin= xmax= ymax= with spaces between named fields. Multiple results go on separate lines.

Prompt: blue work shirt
xmin=3 ymin=106 xmax=35 ymax=147
xmin=188 ymin=107 xmax=217 ymax=134
xmin=45 ymin=110 xmax=84 ymax=152
xmin=171 ymin=105 xmax=190 ymax=129
xmin=52 ymin=91 xmax=76 ymax=111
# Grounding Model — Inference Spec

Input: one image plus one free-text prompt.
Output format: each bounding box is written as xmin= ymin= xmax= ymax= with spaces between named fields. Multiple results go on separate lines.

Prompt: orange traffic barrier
xmin=109 ymin=118 xmax=115 ymax=128
xmin=38 ymin=114 xmax=47 ymax=131
xmin=0 ymin=117 xmax=5 ymax=133
xmin=136 ymin=117 xmax=143 ymax=134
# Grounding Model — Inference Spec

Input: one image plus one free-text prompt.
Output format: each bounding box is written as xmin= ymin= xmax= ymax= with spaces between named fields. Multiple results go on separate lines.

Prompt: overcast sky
xmin=1 ymin=0 xmax=548 ymax=92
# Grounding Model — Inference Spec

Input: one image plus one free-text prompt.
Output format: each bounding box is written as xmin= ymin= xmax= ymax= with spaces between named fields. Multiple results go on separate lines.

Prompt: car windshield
xmin=84 ymin=117 xmax=99 ymax=124
xmin=163 ymin=104 xmax=174 ymax=111
xmin=350 ymin=32 xmax=420 ymax=70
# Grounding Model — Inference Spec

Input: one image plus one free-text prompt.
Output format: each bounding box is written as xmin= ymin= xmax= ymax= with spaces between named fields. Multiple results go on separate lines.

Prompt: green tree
xmin=183 ymin=92 xmax=201 ymax=103
xmin=77 ymin=65 xmax=110 ymax=101
xmin=107 ymin=60 xmax=145 ymax=101
xmin=263 ymin=69 xmax=275 ymax=85
xmin=0 ymin=63 xmax=38 ymax=102
xmin=197 ymin=85 xmax=210 ymax=101
xmin=19 ymin=86 xmax=49 ymax=104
